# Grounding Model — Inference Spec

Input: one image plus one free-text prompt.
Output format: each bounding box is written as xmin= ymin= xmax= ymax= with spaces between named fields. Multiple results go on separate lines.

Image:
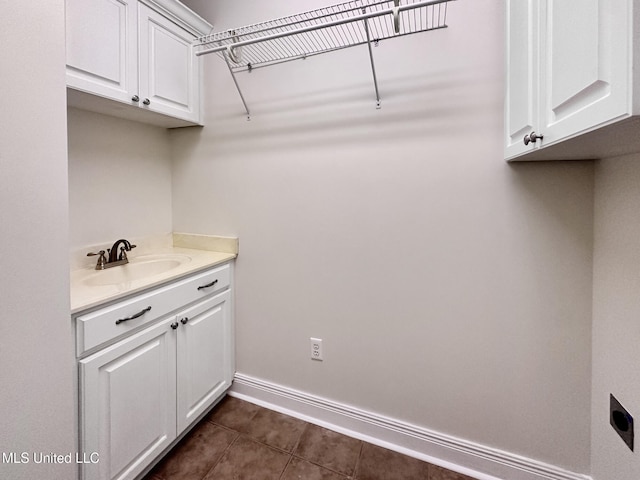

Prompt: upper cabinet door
xmin=538 ymin=0 xmax=630 ymax=145
xmin=138 ymin=3 xmax=200 ymax=123
xmin=504 ymin=0 xmax=539 ymax=159
xmin=66 ymin=0 xmax=138 ymax=103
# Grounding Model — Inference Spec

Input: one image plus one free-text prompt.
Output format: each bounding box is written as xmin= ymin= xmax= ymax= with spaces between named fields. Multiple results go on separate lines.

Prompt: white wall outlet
xmin=310 ymin=337 xmax=323 ymax=361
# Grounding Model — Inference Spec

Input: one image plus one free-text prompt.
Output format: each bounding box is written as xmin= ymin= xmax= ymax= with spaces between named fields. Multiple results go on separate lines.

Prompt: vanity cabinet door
xmin=176 ymin=291 xmax=232 ymax=433
xmin=80 ymin=317 xmax=177 ymax=480
xmin=138 ymin=3 xmax=200 ymax=123
xmin=66 ymin=0 xmax=138 ymax=103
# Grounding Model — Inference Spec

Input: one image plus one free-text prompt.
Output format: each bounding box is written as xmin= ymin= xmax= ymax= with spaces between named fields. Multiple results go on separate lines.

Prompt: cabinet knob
xmin=170 ymin=322 xmax=179 ymax=330
xmin=143 ymin=98 xmax=151 ymax=106
xmin=180 ymin=317 xmax=189 ymax=325
xmin=131 ymin=95 xmax=140 ymax=103
xmin=523 ymin=131 xmax=544 ymax=146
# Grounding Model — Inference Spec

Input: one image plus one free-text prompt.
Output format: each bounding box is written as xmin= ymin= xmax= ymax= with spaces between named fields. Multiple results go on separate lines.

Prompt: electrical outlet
xmin=310 ymin=337 xmax=323 ymax=361
xmin=610 ymin=394 xmax=634 ymax=451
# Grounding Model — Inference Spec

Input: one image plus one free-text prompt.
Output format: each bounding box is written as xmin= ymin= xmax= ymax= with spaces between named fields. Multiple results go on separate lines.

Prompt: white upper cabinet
xmin=505 ymin=0 xmax=636 ymax=161
xmin=538 ymin=0 xmax=629 ymax=147
xmin=66 ymin=0 xmax=138 ymax=103
xmin=504 ymin=0 xmax=538 ymax=159
xmin=65 ymin=0 xmax=212 ymax=128
xmin=138 ymin=3 xmax=199 ymax=122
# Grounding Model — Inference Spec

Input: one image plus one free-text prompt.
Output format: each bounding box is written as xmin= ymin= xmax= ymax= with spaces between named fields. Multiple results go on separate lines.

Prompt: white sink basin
xmin=83 ymin=254 xmax=192 ymax=286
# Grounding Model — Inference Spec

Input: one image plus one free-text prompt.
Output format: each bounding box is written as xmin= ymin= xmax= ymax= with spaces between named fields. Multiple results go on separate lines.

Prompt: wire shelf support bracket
xmin=194 ymin=0 xmax=453 ymax=116
xmin=223 ymin=51 xmax=251 ymax=121
xmin=363 ymin=10 xmax=381 ymax=109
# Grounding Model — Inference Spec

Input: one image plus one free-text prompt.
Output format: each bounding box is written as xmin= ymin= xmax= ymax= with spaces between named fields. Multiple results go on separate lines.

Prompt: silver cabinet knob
xmin=132 ymin=95 xmax=139 ymax=103
xmin=143 ymin=98 xmax=150 ymax=105
xmin=524 ymin=131 xmax=544 ymax=146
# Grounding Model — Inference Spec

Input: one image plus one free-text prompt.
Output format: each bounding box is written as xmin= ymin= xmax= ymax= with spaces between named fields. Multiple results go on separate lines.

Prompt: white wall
xmin=592 ymin=155 xmax=640 ymax=480
xmin=174 ymin=0 xmax=593 ymax=473
xmin=67 ymin=108 xmax=173 ymax=253
xmin=0 ymin=1 xmax=75 ymax=479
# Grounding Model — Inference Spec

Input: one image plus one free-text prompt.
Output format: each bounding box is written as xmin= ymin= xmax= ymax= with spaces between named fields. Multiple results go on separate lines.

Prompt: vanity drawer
xmin=76 ymin=263 xmax=231 ymax=356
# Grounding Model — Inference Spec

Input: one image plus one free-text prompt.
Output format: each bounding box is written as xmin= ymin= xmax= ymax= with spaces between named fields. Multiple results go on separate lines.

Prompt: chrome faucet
xmin=87 ymin=239 xmax=137 ymax=270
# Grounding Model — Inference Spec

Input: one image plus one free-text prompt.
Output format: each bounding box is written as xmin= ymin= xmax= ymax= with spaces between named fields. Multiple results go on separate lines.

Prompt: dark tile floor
xmin=144 ymin=396 xmax=477 ymax=480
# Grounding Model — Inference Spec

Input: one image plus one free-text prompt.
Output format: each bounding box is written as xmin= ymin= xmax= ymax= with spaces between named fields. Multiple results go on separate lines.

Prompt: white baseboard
xmin=230 ymin=373 xmax=591 ymax=480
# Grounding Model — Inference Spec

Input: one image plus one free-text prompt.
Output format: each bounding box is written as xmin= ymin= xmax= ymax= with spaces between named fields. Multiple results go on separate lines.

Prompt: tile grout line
xmin=275 ymin=417 xmax=310 ymax=479
xmin=276 ymin=452 xmax=295 ymax=480
xmin=288 ymin=453 xmax=353 ymax=478
xmin=205 ymin=409 xmax=307 ymax=480
xmin=209 ymin=418 xmax=305 ymax=457
xmin=151 ymin=398 xmax=460 ymax=480
xmin=198 ymin=429 xmax=241 ymax=480
xmin=352 ymin=441 xmax=364 ymax=479
xmin=291 ymin=421 xmax=308 ymax=454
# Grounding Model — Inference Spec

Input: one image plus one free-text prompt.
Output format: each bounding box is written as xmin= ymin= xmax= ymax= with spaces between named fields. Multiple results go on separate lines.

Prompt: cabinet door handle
xmin=132 ymin=95 xmax=140 ymax=103
xmin=143 ymin=98 xmax=151 ymax=106
xmin=115 ymin=306 xmax=152 ymax=325
xmin=524 ymin=131 xmax=544 ymax=146
xmin=197 ymin=279 xmax=219 ymax=291
xmin=170 ymin=322 xmax=179 ymax=330
xmin=180 ymin=317 xmax=189 ymax=325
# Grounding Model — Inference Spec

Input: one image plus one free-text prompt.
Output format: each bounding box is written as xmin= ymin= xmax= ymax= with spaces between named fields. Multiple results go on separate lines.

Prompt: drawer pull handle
xmin=197 ymin=279 xmax=219 ymax=291
xmin=115 ymin=306 xmax=152 ymax=325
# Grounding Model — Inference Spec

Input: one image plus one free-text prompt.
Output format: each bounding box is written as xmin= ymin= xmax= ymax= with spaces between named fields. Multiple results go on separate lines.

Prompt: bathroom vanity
xmin=70 ymin=241 xmax=236 ymax=480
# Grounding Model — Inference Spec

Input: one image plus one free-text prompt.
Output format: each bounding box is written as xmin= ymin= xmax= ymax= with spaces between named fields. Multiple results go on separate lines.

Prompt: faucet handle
xmin=87 ymin=250 xmax=107 ymax=270
xmin=119 ymin=244 xmax=137 ymax=261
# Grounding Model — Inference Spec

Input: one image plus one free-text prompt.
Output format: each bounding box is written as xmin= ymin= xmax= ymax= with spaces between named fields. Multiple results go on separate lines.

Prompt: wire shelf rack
xmin=196 ymin=0 xmax=451 ymax=72
xmin=194 ymin=0 xmax=454 ymax=118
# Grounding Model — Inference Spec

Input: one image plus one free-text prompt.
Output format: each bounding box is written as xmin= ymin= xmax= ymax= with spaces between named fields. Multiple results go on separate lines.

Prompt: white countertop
xmin=70 ymin=246 xmax=236 ymax=314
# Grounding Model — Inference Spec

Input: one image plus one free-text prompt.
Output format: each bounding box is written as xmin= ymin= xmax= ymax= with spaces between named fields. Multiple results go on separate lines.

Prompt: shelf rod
xmin=223 ymin=51 xmax=251 ymax=120
xmin=363 ymin=15 xmax=381 ymax=109
xmin=196 ymin=0 xmax=450 ymax=57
